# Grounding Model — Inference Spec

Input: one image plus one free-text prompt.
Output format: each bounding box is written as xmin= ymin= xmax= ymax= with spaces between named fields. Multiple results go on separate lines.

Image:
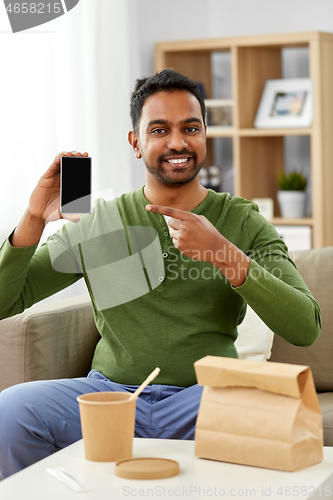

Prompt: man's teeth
xmin=166 ymin=158 xmax=188 ymax=164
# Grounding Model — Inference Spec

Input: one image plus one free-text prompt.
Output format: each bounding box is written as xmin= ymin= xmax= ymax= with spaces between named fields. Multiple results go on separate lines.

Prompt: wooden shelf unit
xmin=155 ymin=31 xmax=333 ymax=248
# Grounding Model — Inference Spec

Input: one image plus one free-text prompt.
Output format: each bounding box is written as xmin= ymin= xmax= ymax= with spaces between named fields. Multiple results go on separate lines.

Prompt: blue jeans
xmin=0 ymin=370 xmax=203 ymax=479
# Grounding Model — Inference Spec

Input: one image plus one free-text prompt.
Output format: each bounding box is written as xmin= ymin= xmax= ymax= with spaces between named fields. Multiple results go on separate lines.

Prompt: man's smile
xmin=165 ymin=157 xmax=189 ymax=165
xmin=160 ymin=154 xmax=195 ymax=169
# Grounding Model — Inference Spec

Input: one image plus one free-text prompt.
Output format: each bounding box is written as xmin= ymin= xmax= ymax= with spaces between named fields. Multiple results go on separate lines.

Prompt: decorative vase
xmin=277 ymin=190 xmax=306 ymax=218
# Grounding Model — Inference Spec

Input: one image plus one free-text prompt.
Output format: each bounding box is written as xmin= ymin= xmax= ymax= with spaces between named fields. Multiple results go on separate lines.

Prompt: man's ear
xmin=128 ymin=131 xmax=141 ymax=159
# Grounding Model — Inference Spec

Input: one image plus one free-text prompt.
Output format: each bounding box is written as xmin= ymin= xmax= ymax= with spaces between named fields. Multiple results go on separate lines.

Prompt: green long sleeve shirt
xmin=0 ymin=187 xmax=321 ymax=387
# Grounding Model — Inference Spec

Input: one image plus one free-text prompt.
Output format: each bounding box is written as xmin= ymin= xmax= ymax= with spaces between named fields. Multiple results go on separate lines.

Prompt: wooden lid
xmin=114 ymin=457 xmax=180 ymax=480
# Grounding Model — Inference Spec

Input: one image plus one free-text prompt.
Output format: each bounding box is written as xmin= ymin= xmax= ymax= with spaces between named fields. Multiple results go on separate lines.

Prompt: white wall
xmin=207 ymin=0 xmax=333 ymax=37
xmin=129 ymin=0 xmax=333 ymax=76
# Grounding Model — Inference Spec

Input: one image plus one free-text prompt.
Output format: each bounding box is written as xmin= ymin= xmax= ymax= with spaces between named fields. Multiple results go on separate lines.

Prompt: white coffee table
xmin=0 ymin=439 xmax=332 ymax=499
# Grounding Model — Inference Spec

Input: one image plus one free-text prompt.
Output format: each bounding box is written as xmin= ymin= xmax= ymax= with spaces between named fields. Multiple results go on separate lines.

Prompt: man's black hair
xmin=130 ymin=68 xmax=206 ymax=133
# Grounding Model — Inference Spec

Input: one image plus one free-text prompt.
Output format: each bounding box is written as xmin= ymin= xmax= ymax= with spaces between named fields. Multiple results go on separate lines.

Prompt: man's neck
xmin=144 ymin=178 xmax=208 ymax=212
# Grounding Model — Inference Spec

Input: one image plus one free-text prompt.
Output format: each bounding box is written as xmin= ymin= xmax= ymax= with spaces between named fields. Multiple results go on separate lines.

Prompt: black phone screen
xmin=60 ymin=156 xmax=92 ymax=214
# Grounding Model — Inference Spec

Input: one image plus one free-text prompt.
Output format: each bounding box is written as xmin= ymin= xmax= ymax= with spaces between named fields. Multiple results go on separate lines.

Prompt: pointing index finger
xmin=146 ymin=205 xmax=192 ymax=220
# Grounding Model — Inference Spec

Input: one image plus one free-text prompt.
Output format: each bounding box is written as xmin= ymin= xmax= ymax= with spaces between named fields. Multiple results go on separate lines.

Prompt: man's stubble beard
xmin=143 ymin=151 xmax=206 ymax=187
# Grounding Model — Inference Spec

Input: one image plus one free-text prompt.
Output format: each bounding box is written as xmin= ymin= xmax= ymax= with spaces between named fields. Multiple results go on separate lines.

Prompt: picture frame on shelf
xmin=254 ymin=78 xmax=313 ymax=128
xmin=204 ymin=99 xmax=233 ymax=129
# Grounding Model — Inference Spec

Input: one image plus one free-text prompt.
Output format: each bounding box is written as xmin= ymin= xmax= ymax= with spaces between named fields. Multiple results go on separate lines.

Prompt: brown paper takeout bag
xmin=194 ymin=356 xmax=323 ymax=471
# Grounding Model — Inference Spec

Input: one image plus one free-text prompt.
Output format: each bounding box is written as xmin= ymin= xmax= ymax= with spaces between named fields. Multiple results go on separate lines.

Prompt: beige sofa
xmin=0 ymin=248 xmax=332 ymax=445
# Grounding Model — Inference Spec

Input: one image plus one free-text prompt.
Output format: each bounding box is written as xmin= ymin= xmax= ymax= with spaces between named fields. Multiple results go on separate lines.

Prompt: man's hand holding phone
xmin=29 ymin=151 xmax=91 ymax=223
xmin=11 ymin=151 xmax=90 ymax=248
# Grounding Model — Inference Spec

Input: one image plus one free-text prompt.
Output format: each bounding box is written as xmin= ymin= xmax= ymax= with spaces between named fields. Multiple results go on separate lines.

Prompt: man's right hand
xmin=28 ymin=150 xmax=89 ymax=223
xmin=10 ymin=150 xmax=89 ymax=248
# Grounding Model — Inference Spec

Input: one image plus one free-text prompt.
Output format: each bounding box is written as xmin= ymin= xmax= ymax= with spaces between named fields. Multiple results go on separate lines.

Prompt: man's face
xmin=132 ymin=90 xmax=206 ymax=186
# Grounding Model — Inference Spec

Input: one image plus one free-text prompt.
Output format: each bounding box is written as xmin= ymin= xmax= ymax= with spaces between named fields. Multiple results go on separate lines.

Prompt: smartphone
xmin=60 ymin=156 xmax=92 ymax=214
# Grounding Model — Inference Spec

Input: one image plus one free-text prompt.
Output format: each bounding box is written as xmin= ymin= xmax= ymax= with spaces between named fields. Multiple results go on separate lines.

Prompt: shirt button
xmin=162 ymin=252 xmax=168 ymax=258
xmin=163 ymin=231 xmax=169 ymax=237
xmin=158 ymin=276 xmax=164 ymax=282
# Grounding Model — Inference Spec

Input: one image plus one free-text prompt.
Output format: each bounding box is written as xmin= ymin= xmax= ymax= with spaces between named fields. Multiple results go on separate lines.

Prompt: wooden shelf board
xmin=239 ymin=128 xmax=312 ymax=137
xmin=206 ymin=128 xmax=312 ymax=138
xmin=269 ymin=217 xmax=313 ymax=226
xmin=206 ymin=126 xmax=235 ymax=137
xmin=205 ymin=99 xmax=234 ymax=107
xmin=155 ymin=32 xmax=333 ymax=54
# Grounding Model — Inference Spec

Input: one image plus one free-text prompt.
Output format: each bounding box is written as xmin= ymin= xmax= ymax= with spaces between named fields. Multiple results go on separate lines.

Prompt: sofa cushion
xmin=236 ymin=306 xmax=274 ymax=361
xmin=270 ymin=247 xmax=333 ymax=392
xmin=318 ymin=393 xmax=333 ymax=446
xmin=0 ymin=294 xmax=100 ymax=391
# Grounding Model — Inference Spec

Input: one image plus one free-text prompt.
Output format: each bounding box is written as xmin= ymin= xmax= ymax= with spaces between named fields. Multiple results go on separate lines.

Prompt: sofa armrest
xmin=0 ymin=294 xmax=100 ymax=391
xmin=270 ymin=247 xmax=333 ymax=392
